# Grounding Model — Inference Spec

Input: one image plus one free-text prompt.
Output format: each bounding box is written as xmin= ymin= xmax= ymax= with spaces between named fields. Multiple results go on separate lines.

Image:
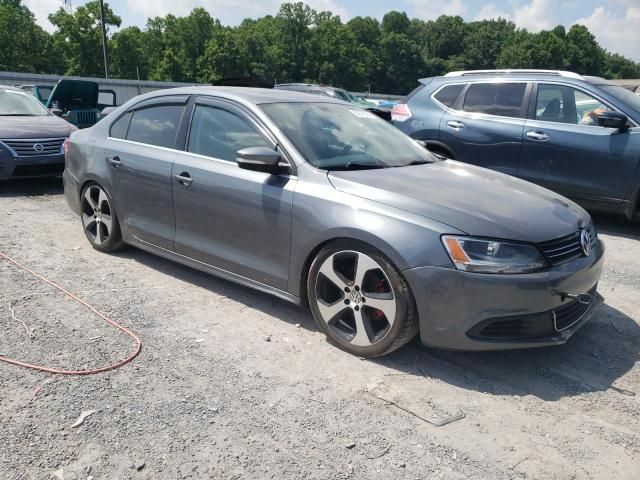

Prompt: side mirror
xmin=236 ymin=147 xmax=282 ymax=174
xmin=597 ymin=111 xmax=628 ymax=131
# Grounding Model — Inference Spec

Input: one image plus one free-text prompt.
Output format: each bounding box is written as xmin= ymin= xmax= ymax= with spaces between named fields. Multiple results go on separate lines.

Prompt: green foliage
xmin=49 ymin=0 xmax=121 ymax=77
xmin=1 ymin=1 xmax=639 ymax=94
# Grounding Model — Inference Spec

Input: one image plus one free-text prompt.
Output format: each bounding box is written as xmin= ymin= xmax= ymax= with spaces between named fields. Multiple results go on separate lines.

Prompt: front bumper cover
xmin=403 ymin=239 xmax=605 ymax=351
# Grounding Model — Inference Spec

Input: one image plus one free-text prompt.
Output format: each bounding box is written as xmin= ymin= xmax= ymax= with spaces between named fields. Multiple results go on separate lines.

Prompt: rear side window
xmin=187 ymin=105 xmax=271 ymax=161
xmin=434 ymin=84 xmax=464 ymax=108
xmin=109 ymin=112 xmax=131 ymax=139
xmin=126 ymin=105 xmax=184 ymax=148
xmin=462 ymin=83 xmax=526 ymax=118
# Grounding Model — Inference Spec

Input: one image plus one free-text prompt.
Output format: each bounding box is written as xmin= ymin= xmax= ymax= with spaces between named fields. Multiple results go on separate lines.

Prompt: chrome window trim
xmin=531 ymin=80 xmax=639 ymax=129
xmin=104 ymin=137 xmax=297 ymax=177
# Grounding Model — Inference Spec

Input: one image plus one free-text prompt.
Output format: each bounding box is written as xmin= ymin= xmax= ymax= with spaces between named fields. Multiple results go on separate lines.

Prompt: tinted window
xmin=434 ymin=84 xmax=464 ymax=108
xmin=187 ymin=105 xmax=271 ymax=161
xmin=462 ymin=83 xmax=526 ymax=118
xmin=536 ymin=84 xmax=609 ymax=126
xmin=109 ymin=112 xmax=131 ymax=139
xmin=126 ymin=105 xmax=184 ymax=148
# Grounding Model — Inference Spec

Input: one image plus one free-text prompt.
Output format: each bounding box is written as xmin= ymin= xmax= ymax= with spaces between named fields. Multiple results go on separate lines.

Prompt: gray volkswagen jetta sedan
xmin=63 ymin=87 xmax=604 ymax=357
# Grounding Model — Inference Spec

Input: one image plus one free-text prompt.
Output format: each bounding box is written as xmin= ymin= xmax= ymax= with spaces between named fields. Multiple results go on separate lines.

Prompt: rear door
xmin=171 ymin=97 xmax=295 ymax=290
xmin=438 ymin=81 xmax=529 ymax=176
xmin=103 ymin=95 xmax=188 ymax=249
xmin=519 ymin=83 xmax=640 ymax=202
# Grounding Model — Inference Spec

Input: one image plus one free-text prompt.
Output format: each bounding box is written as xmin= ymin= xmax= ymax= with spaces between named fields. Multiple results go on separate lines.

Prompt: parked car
xmin=275 ymin=83 xmax=392 ymax=121
xmin=17 ymin=84 xmax=54 ymax=104
xmin=0 ymin=85 xmax=76 ymax=180
xmin=46 ymin=79 xmax=102 ymax=129
xmin=63 ymin=87 xmax=603 ymax=357
xmin=393 ymin=69 xmax=640 ymax=221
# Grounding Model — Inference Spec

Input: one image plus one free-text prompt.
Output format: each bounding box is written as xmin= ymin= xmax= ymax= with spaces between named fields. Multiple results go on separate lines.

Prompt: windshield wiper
xmin=0 ymin=114 xmax=37 ymax=116
xmin=329 ymin=162 xmax=386 ymax=171
xmin=403 ymin=159 xmax=434 ymax=166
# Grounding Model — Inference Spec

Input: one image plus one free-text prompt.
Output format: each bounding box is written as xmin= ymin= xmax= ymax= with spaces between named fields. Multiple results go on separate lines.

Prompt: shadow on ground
xmin=0 ymin=178 xmax=63 ymax=198
xmin=115 ymin=245 xmax=639 ymax=403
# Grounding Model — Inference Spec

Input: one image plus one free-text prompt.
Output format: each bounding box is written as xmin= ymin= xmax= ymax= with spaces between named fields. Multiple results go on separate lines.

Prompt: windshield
xmin=600 ymin=85 xmax=640 ymax=114
xmin=0 ymin=89 xmax=49 ymax=116
xmin=261 ymin=102 xmax=437 ymax=170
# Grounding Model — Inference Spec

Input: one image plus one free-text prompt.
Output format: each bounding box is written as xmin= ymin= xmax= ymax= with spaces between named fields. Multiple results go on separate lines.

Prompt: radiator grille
xmin=1 ymin=138 xmax=65 ymax=158
xmin=538 ymin=227 xmax=597 ymax=266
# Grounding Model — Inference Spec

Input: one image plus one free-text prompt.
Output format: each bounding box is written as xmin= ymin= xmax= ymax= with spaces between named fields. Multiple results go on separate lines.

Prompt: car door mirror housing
xmin=596 ymin=111 xmax=628 ymax=130
xmin=236 ymin=147 xmax=282 ymax=174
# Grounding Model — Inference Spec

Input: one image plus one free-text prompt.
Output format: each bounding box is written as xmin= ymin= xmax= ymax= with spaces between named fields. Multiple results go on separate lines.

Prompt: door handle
xmin=107 ymin=156 xmax=121 ymax=168
xmin=526 ymin=131 xmax=549 ymax=141
xmin=446 ymin=120 xmax=465 ymax=129
xmin=174 ymin=172 xmax=193 ymax=186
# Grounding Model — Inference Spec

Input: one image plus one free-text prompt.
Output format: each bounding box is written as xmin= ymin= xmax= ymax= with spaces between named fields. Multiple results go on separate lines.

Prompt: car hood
xmin=0 ymin=115 xmax=75 ymax=139
xmin=45 ymin=79 xmax=99 ymax=109
xmin=328 ymin=160 xmax=590 ymax=243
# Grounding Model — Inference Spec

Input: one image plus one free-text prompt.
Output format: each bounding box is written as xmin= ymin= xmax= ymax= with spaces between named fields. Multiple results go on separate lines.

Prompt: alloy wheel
xmin=81 ymin=185 xmax=113 ymax=246
xmin=314 ymin=250 xmax=396 ymax=347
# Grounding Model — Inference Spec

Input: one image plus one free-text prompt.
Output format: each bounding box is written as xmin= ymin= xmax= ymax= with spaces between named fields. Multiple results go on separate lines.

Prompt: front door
xmin=519 ymin=83 xmax=640 ymax=202
xmin=171 ymin=98 xmax=295 ymax=290
xmin=438 ymin=81 xmax=529 ymax=176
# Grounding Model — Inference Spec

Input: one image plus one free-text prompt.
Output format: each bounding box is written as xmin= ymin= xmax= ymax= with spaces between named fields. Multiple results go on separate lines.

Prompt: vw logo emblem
xmin=349 ymin=290 xmax=362 ymax=304
xmin=580 ymin=229 xmax=592 ymax=256
xmin=32 ymin=143 xmax=44 ymax=153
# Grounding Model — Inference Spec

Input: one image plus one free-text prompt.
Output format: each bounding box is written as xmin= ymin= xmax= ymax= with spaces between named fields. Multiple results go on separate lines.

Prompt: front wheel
xmin=307 ymin=240 xmax=418 ymax=357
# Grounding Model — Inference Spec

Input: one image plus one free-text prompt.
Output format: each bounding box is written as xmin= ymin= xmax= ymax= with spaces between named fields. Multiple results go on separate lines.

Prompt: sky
xmin=23 ymin=0 xmax=640 ymax=61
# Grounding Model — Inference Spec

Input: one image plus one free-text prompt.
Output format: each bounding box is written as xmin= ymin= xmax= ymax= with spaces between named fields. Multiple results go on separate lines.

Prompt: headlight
xmin=442 ymin=236 xmax=548 ymax=274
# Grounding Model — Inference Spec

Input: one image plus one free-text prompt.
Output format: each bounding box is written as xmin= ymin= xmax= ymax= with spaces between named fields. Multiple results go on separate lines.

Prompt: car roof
xmin=421 ymin=71 xmax=612 ymax=86
xmin=135 ymin=86 xmax=345 ymax=105
xmin=0 ymin=85 xmax=24 ymax=92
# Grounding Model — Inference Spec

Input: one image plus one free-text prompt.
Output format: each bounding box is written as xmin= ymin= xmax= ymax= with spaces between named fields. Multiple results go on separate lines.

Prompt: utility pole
xmin=99 ymin=0 xmax=109 ymax=79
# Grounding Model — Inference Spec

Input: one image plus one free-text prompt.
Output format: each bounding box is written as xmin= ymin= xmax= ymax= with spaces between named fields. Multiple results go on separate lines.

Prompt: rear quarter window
xmin=433 ymin=84 xmax=465 ymax=108
xmin=109 ymin=111 xmax=132 ymax=139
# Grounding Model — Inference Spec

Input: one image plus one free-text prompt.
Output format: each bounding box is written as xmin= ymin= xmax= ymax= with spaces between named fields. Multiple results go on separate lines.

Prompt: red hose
xmin=0 ymin=251 xmax=142 ymax=375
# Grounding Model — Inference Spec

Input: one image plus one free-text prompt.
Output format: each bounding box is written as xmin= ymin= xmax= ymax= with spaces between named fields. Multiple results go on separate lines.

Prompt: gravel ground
xmin=1 ymin=179 xmax=639 ymax=480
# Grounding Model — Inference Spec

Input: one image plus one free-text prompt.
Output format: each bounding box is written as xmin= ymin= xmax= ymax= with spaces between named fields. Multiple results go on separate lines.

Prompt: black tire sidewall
xmin=307 ymin=240 xmax=417 ymax=357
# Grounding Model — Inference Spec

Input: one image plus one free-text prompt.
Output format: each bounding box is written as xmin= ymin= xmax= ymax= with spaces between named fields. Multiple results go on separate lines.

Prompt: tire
xmin=80 ymin=183 xmax=124 ymax=252
xmin=307 ymin=239 xmax=419 ymax=357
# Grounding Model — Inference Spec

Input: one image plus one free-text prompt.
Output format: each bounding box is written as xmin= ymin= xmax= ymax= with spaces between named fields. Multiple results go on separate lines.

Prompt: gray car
xmin=0 ymin=85 xmax=76 ymax=180
xmin=63 ymin=87 xmax=604 ymax=357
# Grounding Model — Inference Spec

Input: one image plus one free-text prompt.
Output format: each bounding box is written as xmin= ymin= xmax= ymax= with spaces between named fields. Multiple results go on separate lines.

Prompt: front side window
xmin=0 ymin=89 xmax=50 ymax=116
xmin=434 ymin=84 xmax=464 ymax=108
xmin=536 ymin=84 xmax=609 ymax=126
xmin=261 ymin=102 xmax=437 ymax=170
xmin=187 ymin=105 xmax=271 ymax=161
xmin=462 ymin=83 xmax=526 ymax=118
xmin=126 ymin=105 xmax=184 ymax=148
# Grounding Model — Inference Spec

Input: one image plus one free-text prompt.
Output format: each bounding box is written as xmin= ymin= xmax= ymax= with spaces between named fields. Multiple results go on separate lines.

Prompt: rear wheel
xmin=426 ymin=145 xmax=453 ymax=160
xmin=307 ymin=240 xmax=418 ymax=357
xmin=80 ymin=183 xmax=124 ymax=252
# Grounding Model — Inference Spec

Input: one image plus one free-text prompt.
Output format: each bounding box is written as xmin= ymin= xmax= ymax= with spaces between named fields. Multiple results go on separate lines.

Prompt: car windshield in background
xmin=261 ymin=102 xmax=436 ymax=170
xmin=600 ymin=85 xmax=640 ymax=113
xmin=0 ymin=89 xmax=49 ymax=116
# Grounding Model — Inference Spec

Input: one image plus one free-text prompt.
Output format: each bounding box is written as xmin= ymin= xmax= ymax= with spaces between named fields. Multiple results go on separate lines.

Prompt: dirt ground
xmin=1 ymin=178 xmax=639 ymax=480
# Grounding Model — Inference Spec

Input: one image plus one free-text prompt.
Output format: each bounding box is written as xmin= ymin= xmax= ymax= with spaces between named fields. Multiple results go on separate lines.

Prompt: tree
xmin=49 ymin=0 xmax=121 ymax=77
xmin=0 ymin=0 xmax=52 ymax=73
xmin=277 ymin=2 xmax=314 ymax=82
xmin=110 ymin=26 xmax=147 ymax=79
xmin=565 ymin=24 xmax=605 ymax=75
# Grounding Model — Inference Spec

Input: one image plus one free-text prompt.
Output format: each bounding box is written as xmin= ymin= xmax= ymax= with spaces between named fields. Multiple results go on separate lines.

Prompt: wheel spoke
xmin=94 ymin=223 xmax=104 ymax=245
xmin=83 ymin=188 xmax=97 ymax=210
xmin=97 ymin=189 xmax=109 ymax=211
xmin=317 ymin=299 xmax=348 ymax=323
xmin=363 ymin=293 xmax=396 ymax=325
xmin=350 ymin=309 xmax=372 ymax=346
xmin=319 ymin=256 xmax=348 ymax=290
xmin=101 ymin=213 xmax=113 ymax=234
xmin=82 ymin=212 xmax=94 ymax=228
xmin=354 ymin=253 xmax=379 ymax=288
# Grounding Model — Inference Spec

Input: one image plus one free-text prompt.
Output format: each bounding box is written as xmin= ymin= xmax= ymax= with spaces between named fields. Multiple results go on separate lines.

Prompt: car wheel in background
xmin=80 ymin=183 xmax=124 ymax=252
xmin=307 ymin=240 xmax=418 ymax=357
